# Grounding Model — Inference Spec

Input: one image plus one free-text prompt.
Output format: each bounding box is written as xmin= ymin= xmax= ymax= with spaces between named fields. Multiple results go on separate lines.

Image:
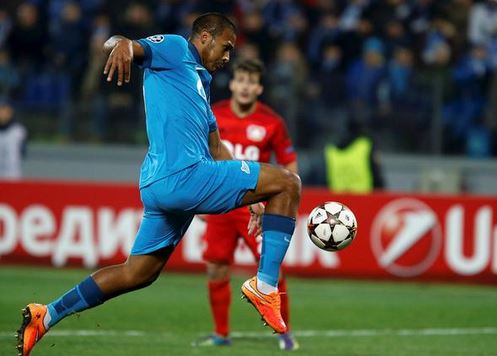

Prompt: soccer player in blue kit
xmin=16 ymin=13 xmax=301 ymax=356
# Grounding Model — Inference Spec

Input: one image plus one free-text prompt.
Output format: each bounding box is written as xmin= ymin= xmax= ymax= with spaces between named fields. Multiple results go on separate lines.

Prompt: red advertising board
xmin=1 ymin=181 xmax=496 ymax=283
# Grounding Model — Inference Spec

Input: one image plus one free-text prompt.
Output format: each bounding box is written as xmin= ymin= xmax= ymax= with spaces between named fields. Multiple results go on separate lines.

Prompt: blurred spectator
xmin=49 ymin=1 xmax=89 ymax=139
xmin=194 ymin=0 xmax=236 ymax=15
xmin=0 ymin=99 xmax=27 ymax=179
xmin=306 ymin=12 xmax=341 ymax=65
xmin=262 ymin=0 xmax=307 ymax=44
xmin=0 ymin=49 xmax=20 ymax=97
xmin=468 ymin=0 xmax=497 ymax=46
xmin=155 ymin=0 xmax=198 ymax=33
xmin=0 ymin=8 xmax=12 ymax=47
xmin=80 ymin=13 xmax=111 ymax=141
xmin=323 ymin=119 xmax=385 ymax=193
xmin=340 ymin=17 xmax=375 ymax=65
xmin=91 ymin=2 xmax=156 ymax=143
xmin=311 ymin=43 xmax=348 ymax=146
xmin=237 ymin=42 xmax=261 ymax=61
xmin=266 ymin=41 xmax=308 ymax=146
xmin=116 ymin=2 xmax=159 ymax=38
xmin=346 ymin=37 xmax=387 ymax=127
xmin=303 ymin=0 xmax=340 ymax=26
xmin=444 ymin=44 xmax=490 ymax=154
xmin=380 ymin=47 xmax=432 ymax=151
xmin=387 ymin=47 xmax=415 ymax=101
xmin=484 ymin=67 xmax=497 ymax=156
xmin=368 ymin=0 xmax=413 ymax=25
xmin=176 ymin=10 xmax=201 ymax=38
xmin=382 ymin=20 xmax=411 ymax=58
xmin=339 ymin=0 xmax=369 ymax=32
xmin=6 ymin=2 xmax=46 ymax=73
xmin=444 ymin=0 xmax=472 ymax=56
xmin=238 ymin=10 xmax=272 ymax=62
xmin=409 ymin=0 xmax=438 ymax=35
xmin=422 ymin=18 xmax=455 ymax=66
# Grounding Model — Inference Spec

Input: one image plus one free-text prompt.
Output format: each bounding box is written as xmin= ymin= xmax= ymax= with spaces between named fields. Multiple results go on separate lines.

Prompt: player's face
xmin=229 ymin=70 xmax=263 ymax=106
xmin=201 ymin=28 xmax=236 ymax=73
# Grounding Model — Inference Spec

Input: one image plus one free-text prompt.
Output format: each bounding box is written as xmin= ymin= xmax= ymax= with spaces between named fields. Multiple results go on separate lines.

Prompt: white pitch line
xmin=0 ymin=330 xmax=145 ymax=338
xmin=231 ymin=327 xmax=497 ymax=338
xmin=2 ymin=327 xmax=497 ymax=339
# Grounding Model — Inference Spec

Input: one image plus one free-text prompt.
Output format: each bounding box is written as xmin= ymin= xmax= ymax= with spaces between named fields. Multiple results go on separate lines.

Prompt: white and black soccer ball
xmin=307 ymin=201 xmax=357 ymax=251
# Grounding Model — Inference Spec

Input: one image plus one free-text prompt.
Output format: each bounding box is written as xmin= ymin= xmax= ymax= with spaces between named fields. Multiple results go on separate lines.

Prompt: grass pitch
xmin=1 ymin=266 xmax=497 ymax=355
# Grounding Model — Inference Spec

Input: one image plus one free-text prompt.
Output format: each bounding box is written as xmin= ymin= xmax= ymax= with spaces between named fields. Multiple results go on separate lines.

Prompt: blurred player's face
xmin=229 ymin=70 xmax=263 ymax=106
xmin=200 ymin=28 xmax=236 ymax=73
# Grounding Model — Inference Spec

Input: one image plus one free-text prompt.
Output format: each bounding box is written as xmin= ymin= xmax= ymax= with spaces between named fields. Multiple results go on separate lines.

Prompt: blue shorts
xmin=131 ymin=159 xmax=260 ymax=255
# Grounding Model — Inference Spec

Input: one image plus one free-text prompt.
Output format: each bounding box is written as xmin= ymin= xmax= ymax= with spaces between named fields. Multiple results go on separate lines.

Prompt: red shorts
xmin=202 ymin=207 xmax=261 ymax=264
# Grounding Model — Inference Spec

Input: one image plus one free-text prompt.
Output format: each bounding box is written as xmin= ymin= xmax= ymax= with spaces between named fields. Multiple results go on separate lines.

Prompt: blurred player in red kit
xmin=194 ymin=58 xmax=299 ymax=350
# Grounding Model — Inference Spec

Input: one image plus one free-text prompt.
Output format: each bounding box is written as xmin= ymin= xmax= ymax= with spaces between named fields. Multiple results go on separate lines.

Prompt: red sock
xmin=278 ymin=276 xmax=290 ymax=330
xmin=208 ymin=280 xmax=231 ymax=337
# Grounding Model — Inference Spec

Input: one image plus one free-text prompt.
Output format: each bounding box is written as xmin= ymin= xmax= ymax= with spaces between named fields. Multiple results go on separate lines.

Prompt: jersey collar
xmin=188 ymin=41 xmax=206 ymax=70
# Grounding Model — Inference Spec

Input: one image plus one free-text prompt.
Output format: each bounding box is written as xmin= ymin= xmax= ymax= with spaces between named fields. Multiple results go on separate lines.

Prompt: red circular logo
xmin=371 ymin=198 xmax=442 ymax=277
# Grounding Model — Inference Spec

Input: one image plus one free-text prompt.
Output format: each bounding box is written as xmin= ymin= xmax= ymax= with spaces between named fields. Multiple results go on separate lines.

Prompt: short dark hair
xmin=231 ymin=58 xmax=265 ymax=82
xmin=191 ymin=12 xmax=237 ymax=37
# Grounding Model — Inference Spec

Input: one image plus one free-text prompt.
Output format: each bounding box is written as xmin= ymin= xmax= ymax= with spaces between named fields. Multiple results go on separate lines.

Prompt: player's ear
xmin=229 ymin=79 xmax=235 ymax=92
xmin=199 ymin=30 xmax=212 ymax=45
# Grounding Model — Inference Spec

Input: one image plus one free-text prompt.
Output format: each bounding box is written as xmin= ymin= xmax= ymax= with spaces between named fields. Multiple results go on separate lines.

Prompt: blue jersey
xmin=136 ymin=34 xmax=218 ymax=188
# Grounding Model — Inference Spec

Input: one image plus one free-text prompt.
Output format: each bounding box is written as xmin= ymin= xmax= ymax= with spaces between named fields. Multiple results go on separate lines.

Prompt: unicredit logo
xmin=371 ymin=198 xmax=442 ymax=277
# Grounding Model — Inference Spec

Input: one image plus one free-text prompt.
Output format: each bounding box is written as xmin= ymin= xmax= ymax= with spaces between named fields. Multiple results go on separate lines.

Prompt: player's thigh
xmin=131 ymin=187 xmax=194 ymax=255
xmin=240 ymin=162 xmax=300 ymax=206
xmin=203 ymin=214 xmax=239 ymax=264
xmin=160 ymin=159 xmax=260 ymax=214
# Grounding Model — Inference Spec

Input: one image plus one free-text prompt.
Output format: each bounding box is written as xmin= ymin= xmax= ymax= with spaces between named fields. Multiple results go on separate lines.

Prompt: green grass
xmin=1 ymin=266 xmax=497 ymax=355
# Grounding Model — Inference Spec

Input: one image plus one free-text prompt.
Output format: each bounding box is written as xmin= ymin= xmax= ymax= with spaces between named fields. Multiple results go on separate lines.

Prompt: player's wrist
xmin=103 ymin=36 xmax=132 ymax=56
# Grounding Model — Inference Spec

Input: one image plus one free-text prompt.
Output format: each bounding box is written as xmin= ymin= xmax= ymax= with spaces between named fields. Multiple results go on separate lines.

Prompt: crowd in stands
xmin=1 ymin=0 xmax=497 ymax=157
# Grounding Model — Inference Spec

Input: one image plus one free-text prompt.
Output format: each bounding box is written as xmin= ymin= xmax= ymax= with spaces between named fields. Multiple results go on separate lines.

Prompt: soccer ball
xmin=307 ymin=201 xmax=357 ymax=251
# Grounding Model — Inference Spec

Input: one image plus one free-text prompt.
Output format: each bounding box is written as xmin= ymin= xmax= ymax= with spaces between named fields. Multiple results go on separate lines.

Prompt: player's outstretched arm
xmin=103 ymin=35 xmax=145 ymax=86
xmin=208 ymin=129 xmax=234 ymax=160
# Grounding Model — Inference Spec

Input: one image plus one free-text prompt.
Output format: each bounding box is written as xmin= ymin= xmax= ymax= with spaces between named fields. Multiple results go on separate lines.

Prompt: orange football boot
xmin=241 ymin=277 xmax=287 ymax=334
xmin=16 ymin=303 xmax=48 ymax=356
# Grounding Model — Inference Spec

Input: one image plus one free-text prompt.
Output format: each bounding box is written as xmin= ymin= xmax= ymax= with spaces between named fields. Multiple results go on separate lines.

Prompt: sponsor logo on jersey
xmin=241 ymin=161 xmax=250 ymax=174
xmin=246 ymin=125 xmax=266 ymax=142
xmin=146 ymin=35 xmax=164 ymax=43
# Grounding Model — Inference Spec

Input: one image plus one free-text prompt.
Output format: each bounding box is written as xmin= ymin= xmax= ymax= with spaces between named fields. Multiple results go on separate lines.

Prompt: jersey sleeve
xmin=271 ymin=120 xmax=297 ymax=165
xmin=207 ymin=106 xmax=218 ymax=132
xmin=137 ymin=34 xmax=188 ymax=70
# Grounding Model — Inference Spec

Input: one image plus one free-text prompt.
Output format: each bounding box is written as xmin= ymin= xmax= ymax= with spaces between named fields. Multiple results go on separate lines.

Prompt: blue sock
xmin=46 ymin=276 xmax=106 ymax=328
xmin=257 ymin=214 xmax=295 ymax=287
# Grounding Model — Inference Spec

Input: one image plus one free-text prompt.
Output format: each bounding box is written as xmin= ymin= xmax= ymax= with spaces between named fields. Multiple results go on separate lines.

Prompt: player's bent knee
xmin=122 ymin=263 xmax=162 ymax=289
xmin=284 ymin=170 xmax=302 ymax=200
xmin=206 ymin=262 xmax=230 ymax=280
xmin=127 ymin=269 xmax=160 ymax=289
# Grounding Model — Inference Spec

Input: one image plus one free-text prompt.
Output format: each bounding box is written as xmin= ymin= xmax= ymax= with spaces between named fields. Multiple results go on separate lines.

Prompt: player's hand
xmin=103 ymin=38 xmax=133 ymax=86
xmin=247 ymin=203 xmax=264 ymax=236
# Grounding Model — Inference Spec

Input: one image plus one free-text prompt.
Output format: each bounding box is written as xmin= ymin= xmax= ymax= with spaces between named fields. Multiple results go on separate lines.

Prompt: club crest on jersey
xmin=147 ymin=35 xmax=164 ymax=43
xmin=196 ymin=78 xmax=207 ymax=100
xmin=246 ymin=125 xmax=266 ymax=142
xmin=241 ymin=161 xmax=250 ymax=174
